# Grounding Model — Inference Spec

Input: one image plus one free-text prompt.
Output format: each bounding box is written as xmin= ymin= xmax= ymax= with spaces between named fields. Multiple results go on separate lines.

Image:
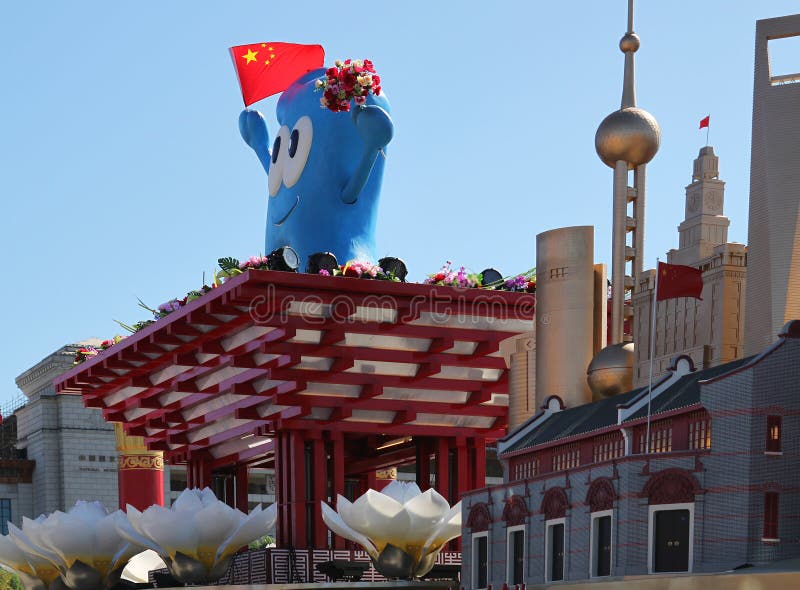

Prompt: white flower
xmin=116 ymin=487 xmax=277 ymax=584
xmin=5 ymin=501 xmax=140 ymax=590
xmin=321 ymin=481 xmax=461 ymax=579
xmin=0 ymin=531 xmax=61 ymax=589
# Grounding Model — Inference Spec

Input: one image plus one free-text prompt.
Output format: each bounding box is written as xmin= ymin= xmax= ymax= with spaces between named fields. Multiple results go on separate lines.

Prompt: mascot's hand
xmin=353 ymin=105 xmax=394 ymax=151
xmin=239 ymin=109 xmax=270 ymax=152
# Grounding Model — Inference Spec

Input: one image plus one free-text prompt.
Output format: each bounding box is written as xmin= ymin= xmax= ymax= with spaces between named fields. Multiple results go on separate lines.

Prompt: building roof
xmin=503 ymin=355 xmax=753 ymax=456
xmin=623 ymin=356 xmax=752 ymax=421
xmin=54 ymin=270 xmax=534 ymax=466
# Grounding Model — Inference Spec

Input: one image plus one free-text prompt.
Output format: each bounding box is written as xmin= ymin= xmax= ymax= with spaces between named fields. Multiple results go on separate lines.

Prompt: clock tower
xmin=668 ymin=146 xmax=730 ymax=266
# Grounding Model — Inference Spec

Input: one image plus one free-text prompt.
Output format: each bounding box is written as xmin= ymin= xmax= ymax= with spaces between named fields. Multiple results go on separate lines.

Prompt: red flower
xmin=326 ymin=67 xmax=338 ymax=77
xmin=363 ymin=59 xmax=375 ymax=72
xmin=434 ymin=273 xmax=446 ymax=282
xmin=372 ymin=75 xmax=381 ymax=86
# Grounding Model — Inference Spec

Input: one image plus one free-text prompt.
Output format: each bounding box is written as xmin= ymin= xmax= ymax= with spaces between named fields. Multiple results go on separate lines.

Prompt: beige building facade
xmin=744 ymin=14 xmax=800 ymax=356
xmin=633 ymin=147 xmax=746 ymax=386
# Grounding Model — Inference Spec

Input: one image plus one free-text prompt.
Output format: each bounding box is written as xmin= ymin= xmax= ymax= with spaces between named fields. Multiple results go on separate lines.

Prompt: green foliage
xmin=248 ymin=534 xmax=275 ymax=550
xmin=0 ymin=568 xmax=23 ymax=590
xmin=218 ymin=257 xmax=241 ymax=272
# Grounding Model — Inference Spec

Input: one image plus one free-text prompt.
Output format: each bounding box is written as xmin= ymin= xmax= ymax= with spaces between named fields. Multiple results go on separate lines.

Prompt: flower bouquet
xmin=73 ymin=336 xmax=125 ymax=365
xmin=315 ymin=59 xmax=382 ymax=113
xmin=501 ymin=272 xmax=536 ymax=293
xmin=424 ymin=261 xmax=482 ymax=288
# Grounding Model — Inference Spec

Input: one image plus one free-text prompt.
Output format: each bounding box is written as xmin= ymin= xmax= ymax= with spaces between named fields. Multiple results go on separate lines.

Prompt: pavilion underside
xmin=56 ymin=270 xmax=534 ymax=548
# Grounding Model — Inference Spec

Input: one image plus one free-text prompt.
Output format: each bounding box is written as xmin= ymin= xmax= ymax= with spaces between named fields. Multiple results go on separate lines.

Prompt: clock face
xmin=707 ymin=191 xmax=722 ymax=211
xmin=687 ymin=193 xmax=700 ymax=213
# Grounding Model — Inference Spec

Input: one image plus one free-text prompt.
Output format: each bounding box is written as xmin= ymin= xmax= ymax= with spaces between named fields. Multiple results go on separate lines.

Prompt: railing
xmin=0 ymin=394 xmax=27 ymax=418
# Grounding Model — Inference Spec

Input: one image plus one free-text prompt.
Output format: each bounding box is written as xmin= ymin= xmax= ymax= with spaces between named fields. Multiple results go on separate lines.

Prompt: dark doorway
xmin=550 ymin=523 xmax=564 ymax=581
xmin=475 ymin=536 xmax=488 ymax=588
xmin=596 ymin=515 xmax=612 ymax=576
xmin=510 ymin=529 xmax=524 ymax=584
xmin=653 ymin=509 xmax=690 ymax=572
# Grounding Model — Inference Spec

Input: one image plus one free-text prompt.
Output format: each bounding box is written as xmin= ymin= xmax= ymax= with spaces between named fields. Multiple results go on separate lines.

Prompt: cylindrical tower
xmin=594 ymin=0 xmax=660 ymax=345
xmin=535 ymin=226 xmax=595 ymax=408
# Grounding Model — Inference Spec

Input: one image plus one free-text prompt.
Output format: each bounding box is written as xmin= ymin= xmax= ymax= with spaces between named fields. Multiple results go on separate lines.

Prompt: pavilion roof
xmin=55 ymin=271 xmax=534 ymax=466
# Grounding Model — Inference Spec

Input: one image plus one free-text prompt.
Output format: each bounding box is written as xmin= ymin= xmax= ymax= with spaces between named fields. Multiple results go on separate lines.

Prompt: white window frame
xmin=589 ymin=509 xmax=613 ymax=578
xmin=506 ymin=524 xmax=526 ymax=585
xmin=647 ymin=502 xmax=694 ymax=574
xmin=545 ymin=517 xmax=566 ymax=583
xmin=472 ymin=531 xmax=489 ymax=590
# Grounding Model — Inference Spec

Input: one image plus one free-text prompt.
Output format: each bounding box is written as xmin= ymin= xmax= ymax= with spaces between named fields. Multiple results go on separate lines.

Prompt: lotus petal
xmin=320 ymin=502 xmax=377 ymax=559
xmin=341 ymin=490 xmax=411 ymax=546
xmin=8 ymin=523 xmax=64 ymax=571
xmin=192 ymin=502 xmax=242 ymax=553
xmin=121 ymin=550 xmax=167 ymax=584
xmin=114 ymin=508 xmax=164 ymax=556
xmin=171 ymin=489 xmax=204 ymax=513
xmin=421 ymin=502 xmax=461 ymax=557
xmin=215 ymin=503 xmax=277 ymax=563
xmin=404 ymin=489 xmax=450 ymax=530
xmin=379 ymin=480 xmax=421 ymax=505
xmin=131 ymin=505 xmax=197 ymax=559
xmin=0 ymin=534 xmax=38 ymax=576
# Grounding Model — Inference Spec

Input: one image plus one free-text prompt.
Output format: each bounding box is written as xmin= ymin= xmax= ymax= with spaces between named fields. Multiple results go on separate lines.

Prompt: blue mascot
xmin=239 ymin=68 xmax=393 ymax=267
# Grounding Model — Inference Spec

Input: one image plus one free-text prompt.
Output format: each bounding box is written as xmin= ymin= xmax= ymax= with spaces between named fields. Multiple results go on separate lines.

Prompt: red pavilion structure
xmin=56 ymin=270 xmax=534 ymax=550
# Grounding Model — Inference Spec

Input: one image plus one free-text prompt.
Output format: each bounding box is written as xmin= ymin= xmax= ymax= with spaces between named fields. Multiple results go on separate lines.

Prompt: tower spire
xmin=595 ymin=0 xmax=660 ymax=349
xmin=620 ymin=0 xmax=640 ymax=109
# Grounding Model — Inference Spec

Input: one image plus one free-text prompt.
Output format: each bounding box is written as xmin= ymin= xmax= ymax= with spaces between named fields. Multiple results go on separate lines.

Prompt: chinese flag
xmin=230 ymin=42 xmax=324 ymax=107
xmin=699 ymin=115 xmax=710 ymax=129
xmin=656 ymin=262 xmax=703 ymax=301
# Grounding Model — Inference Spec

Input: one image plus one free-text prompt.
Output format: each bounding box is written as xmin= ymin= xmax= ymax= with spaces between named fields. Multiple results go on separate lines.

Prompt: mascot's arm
xmin=239 ymin=110 xmax=272 ymax=174
xmin=341 ymin=105 xmax=394 ymax=204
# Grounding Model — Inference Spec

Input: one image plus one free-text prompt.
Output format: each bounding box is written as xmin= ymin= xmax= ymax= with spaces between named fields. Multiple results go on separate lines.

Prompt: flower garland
xmin=315 ymin=59 xmax=382 ymax=113
xmin=424 ymin=261 xmax=483 ymax=288
xmin=74 ymin=336 xmax=125 ymax=364
xmin=95 ymin=255 xmax=534 ymax=345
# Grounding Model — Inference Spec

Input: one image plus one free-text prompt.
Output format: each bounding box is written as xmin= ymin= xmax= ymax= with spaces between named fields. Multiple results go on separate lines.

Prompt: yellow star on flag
xmin=242 ymin=49 xmax=258 ymax=64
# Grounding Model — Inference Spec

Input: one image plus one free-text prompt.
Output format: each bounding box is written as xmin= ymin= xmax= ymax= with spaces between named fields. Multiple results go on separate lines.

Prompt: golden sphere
xmin=587 ymin=342 xmax=635 ymax=400
xmin=619 ymin=33 xmax=640 ymax=53
xmin=595 ymin=107 xmax=661 ymax=169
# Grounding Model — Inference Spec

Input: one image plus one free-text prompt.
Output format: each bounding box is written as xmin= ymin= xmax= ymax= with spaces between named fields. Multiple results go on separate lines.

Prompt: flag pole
xmin=706 ymin=120 xmax=710 ymax=146
xmin=645 ymin=257 xmax=659 ymax=454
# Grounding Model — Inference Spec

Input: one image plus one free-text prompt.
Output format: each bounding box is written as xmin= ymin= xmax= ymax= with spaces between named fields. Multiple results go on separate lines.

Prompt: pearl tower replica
xmin=589 ymin=0 xmax=661 ymax=397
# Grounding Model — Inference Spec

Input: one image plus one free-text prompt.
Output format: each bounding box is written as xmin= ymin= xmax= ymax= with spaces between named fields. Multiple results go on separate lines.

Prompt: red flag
xmin=656 ymin=262 xmax=703 ymax=301
xmin=230 ymin=42 xmax=324 ymax=107
xmin=699 ymin=115 xmax=710 ymax=129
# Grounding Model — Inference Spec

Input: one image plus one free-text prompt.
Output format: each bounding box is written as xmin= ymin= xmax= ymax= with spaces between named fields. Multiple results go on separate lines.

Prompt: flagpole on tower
xmin=645 ymin=257 xmax=659 ymax=454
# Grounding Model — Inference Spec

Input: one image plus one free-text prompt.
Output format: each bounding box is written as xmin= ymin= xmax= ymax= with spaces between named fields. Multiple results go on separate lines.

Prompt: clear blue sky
xmin=2 ymin=1 xmax=799 ymax=401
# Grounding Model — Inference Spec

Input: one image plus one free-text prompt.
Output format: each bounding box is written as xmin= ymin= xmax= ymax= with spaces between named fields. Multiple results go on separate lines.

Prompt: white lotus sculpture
xmin=0 ymin=530 xmax=62 ymax=590
xmin=321 ymin=481 xmax=461 ymax=579
xmin=5 ymin=502 xmax=140 ymax=590
xmin=115 ymin=487 xmax=277 ymax=584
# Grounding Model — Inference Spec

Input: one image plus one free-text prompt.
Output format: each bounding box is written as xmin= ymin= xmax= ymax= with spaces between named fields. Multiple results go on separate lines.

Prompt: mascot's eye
xmin=283 ymin=116 xmax=313 ymax=189
xmin=268 ymin=126 xmax=291 ymax=197
xmin=271 ymin=136 xmax=281 ymax=164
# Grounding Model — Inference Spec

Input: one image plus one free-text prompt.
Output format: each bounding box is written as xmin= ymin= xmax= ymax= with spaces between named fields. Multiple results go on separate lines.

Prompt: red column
xmin=275 ymin=432 xmax=288 ymax=546
xmin=471 ymin=438 xmax=486 ymax=490
xmin=114 ymin=424 xmax=164 ymax=510
xmin=288 ymin=431 xmax=308 ymax=547
xmin=188 ymin=453 xmax=213 ymax=489
xmin=416 ymin=437 xmax=431 ymax=490
xmin=435 ymin=437 xmax=451 ymax=504
xmin=310 ymin=435 xmax=327 ymax=548
xmin=235 ymin=464 xmax=249 ymax=511
xmin=455 ymin=438 xmax=468 ymax=500
xmin=331 ymin=434 xmax=346 ymax=549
